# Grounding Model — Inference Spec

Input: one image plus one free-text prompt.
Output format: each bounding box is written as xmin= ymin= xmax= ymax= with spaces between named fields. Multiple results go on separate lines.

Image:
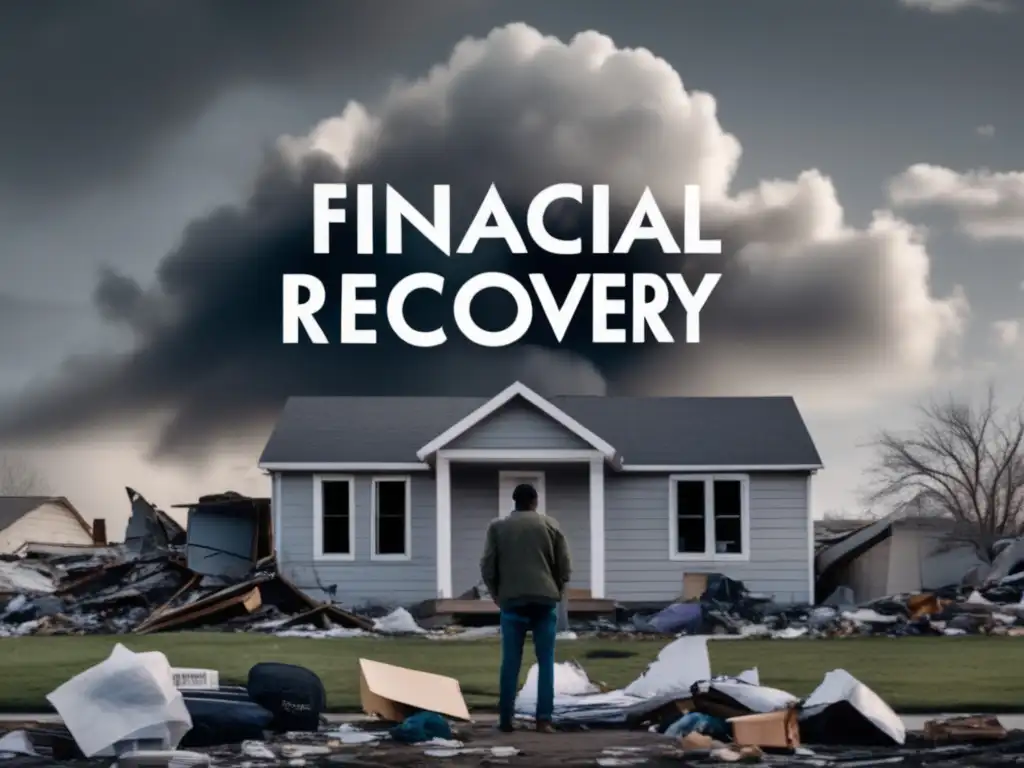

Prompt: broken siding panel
xmin=914 ymin=530 xmax=985 ymax=591
xmin=187 ymin=508 xmax=258 ymax=580
xmin=277 ymin=472 xmax=437 ymax=607
xmin=604 ymin=473 xmax=811 ymax=603
xmin=837 ymin=527 xmax=983 ymax=603
xmin=446 ymin=401 xmax=593 ymax=451
xmin=0 ymin=502 xmax=94 ymax=553
xmin=831 ymin=539 xmax=891 ymax=603
xmin=450 ymin=466 xmax=591 ymax=596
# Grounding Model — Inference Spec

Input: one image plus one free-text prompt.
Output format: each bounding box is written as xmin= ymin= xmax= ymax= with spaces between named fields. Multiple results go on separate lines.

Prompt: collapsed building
xmin=0 ymin=488 xmax=373 ymax=638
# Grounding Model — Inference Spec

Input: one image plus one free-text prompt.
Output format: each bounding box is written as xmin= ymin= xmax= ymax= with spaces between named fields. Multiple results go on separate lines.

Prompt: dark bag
xmin=180 ymin=689 xmax=274 ymax=747
xmin=246 ymin=662 xmax=326 ymax=732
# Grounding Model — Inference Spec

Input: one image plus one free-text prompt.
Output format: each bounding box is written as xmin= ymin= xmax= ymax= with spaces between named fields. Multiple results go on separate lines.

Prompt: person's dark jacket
xmin=480 ymin=510 xmax=572 ymax=607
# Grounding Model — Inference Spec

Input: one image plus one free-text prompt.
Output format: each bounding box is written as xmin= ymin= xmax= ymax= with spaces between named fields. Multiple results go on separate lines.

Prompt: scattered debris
xmin=7 ymin=488 xmax=1024 ymax=643
xmin=799 ymin=669 xmax=905 ymax=746
xmin=3 ymin=634 xmax=1024 ymax=766
xmin=924 ymin=715 xmax=1008 ymax=743
xmin=0 ymin=488 xmax=377 ymax=639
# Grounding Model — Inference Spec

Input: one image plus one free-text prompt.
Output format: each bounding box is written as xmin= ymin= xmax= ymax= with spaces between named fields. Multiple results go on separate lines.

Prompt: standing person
xmin=480 ymin=483 xmax=572 ymax=733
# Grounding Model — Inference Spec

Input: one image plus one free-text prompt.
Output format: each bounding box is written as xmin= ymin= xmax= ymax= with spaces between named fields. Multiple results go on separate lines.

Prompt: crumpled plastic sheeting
xmin=623 ymin=636 xmax=711 ymax=698
xmin=372 ymin=607 xmax=427 ymax=635
xmin=515 ymin=636 xmax=714 ymax=725
xmin=515 ymin=660 xmax=647 ymax=724
xmin=46 ymin=643 xmax=192 ymax=757
xmin=516 ymin=660 xmax=599 ymax=709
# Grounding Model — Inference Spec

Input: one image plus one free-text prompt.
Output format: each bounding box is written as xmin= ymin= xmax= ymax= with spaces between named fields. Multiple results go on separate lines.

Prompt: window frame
xmin=668 ymin=473 xmax=750 ymax=562
xmin=313 ymin=474 xmax=356 ymax=561
xmin=370 ymin=475 xmax=412 ymax=562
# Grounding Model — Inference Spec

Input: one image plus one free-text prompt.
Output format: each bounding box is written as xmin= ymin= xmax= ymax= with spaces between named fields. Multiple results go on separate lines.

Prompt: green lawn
xmin=1 ymin=634 xmax=1023 ymax=713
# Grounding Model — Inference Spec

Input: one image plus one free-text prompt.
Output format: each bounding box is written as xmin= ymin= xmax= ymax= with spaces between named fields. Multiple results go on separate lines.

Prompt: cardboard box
xmin=728 ymin=709 xmax=801 ymax=748
xmin=682 ymin=573 xmax=708 ymax=601
xmin=359 ymin=658 xmax=471 ymax=723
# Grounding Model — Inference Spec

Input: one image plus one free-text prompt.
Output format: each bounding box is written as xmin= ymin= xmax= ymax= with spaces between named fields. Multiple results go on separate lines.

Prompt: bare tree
xmin=0 ymin=454 xmax=48 ymax=496
xmin=867 ymin=388 xmax=1024 ymax=561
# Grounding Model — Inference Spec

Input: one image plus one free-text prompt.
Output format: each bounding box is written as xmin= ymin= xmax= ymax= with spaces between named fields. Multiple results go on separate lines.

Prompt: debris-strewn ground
xmin=5 ymin=489 xmax=1024 ymax=646
xmin=6 ymin=535 xmax=1024 ymax=644
xmin=1 ymin=634 xmax=1023 ymax=713
xmin=3 ymin=721 xmax=1024 ymax=768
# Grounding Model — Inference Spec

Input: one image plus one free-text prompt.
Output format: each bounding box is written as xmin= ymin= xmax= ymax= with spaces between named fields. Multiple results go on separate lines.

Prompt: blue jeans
xmin=499 ymin=604 xmax=557 ymax=725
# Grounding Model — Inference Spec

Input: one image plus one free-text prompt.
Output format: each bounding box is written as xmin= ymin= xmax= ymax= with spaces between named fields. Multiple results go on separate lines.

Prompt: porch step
xmin=418 ymin=597 xmax=616 ymax=618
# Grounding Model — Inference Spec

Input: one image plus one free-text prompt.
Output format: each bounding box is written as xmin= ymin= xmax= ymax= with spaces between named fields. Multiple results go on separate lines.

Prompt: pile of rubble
xmin=6 ymin=487 xmax=1024 ymax=642
xmin=625 ymin=572 xmax=1024 ymax=640
xmin=0 ymin=488 xmax=375 ymax=638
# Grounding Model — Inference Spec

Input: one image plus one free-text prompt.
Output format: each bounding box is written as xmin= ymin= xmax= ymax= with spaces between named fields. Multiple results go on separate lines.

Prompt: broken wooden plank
xmin=421 ymin=597 xmax=616 ymax=616
xmin=137 ymin=586 xmax=262 ymax=635
xmin=275 ymin=605 xmax=329 ymax=630
xmin=132 ymin=575 xmax=270 ymax=633
xmin=135 ymin=573 xmax=201 ymax=631
xmin=322 ymin=604 xmax=374 ymax=631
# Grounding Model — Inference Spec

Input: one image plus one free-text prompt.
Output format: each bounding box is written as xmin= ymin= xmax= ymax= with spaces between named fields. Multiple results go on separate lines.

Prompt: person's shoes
xmin=535 ymin=720 xmax=556 ymax=734
xmin=496 ymin=721 xmax=515 ymax=733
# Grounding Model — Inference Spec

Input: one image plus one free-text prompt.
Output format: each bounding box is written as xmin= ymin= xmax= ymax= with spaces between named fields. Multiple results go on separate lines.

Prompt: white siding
xmin=277 ymin=473 xmax=437 ymax=608
xmin=450 ymin=465 xmax=590 ymax=597
xmin=0 ymin=502 xmax=94 ymax=553
xmin=605 ymin=472 xmax=812 ymax=603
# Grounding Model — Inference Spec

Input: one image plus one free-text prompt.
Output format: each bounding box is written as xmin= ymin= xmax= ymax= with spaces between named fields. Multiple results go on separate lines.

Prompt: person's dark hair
xmin=512 ymin=483 xmax=538 ymax=511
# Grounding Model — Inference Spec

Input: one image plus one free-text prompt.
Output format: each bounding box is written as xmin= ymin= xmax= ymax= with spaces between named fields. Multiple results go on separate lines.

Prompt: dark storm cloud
xmin=0 ymin=0 xmax=471 ymax=198
xmin=0 ymin=24 xmax=965 ymax=456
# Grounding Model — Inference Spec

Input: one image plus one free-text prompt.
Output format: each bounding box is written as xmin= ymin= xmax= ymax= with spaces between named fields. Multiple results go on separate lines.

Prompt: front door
xmin=498 ymin=471 xmax=546 ymax=518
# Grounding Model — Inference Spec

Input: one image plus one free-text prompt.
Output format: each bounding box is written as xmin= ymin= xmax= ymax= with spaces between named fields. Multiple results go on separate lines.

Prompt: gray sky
xmin=0 ymin=0 xmax=1022 ymax=533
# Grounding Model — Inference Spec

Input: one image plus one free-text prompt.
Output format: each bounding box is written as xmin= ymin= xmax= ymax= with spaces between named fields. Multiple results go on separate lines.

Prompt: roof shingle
xmin=259 ymin=391 xmax=822 ymax=468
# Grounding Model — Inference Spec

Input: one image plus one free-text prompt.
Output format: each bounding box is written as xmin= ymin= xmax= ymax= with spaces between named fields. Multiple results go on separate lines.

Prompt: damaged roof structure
xmin=814 ymin=509 xmax=987 ymax=605
xmin=0 ymin=487 xmax=374 ymax=638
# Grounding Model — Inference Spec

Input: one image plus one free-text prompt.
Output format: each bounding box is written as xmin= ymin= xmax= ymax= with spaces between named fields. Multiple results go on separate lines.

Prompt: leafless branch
xmin=866 ymin=387 xmax=1024 ymax=561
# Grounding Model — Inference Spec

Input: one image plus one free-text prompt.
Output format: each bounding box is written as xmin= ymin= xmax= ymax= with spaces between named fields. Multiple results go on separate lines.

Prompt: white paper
xmin=623 ymin=635 xmax=711 ymax=698
xmin=802 ymin=669 xmax=905 ymax=745
xmin=46 ymin=643 xmax=193 ymax=757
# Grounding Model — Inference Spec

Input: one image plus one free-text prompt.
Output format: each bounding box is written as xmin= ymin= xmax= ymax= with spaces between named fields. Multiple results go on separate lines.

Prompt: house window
xmin=372 ymin=477 xmax=411 ymax=559
xmin=316 ymin=476 xmax=353 ymax=559
xmin=670 ymin=475 xmax=748 ymax=559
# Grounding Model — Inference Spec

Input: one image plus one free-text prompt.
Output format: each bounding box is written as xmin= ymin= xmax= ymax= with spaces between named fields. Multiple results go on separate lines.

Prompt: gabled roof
xmin=415 ymin=382 xmax=617 ymax=461
xmin=259 ymin=384 xmax=822 ymax=469
xmin=0 ymin=496 xmax=92 ymax=537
